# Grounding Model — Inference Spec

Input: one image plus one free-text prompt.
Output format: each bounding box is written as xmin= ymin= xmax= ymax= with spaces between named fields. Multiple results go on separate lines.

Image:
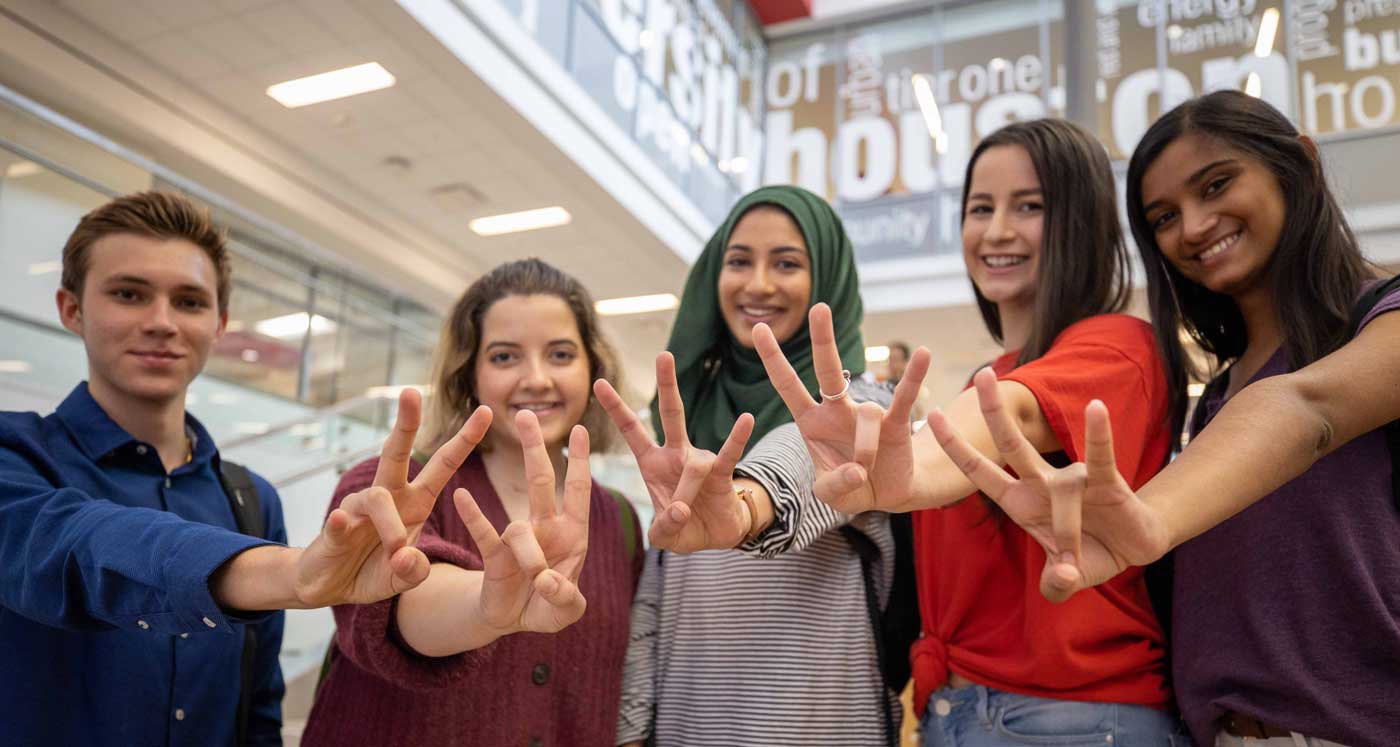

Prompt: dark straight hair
xmin=962 ymin=118 xmax=1133 ymax=367
xmin=1125 ymin=90 xmax=1374 ymax=439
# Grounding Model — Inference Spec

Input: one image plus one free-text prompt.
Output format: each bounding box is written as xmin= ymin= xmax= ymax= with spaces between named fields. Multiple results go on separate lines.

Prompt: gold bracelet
xmin=736 ymin=486 xmax=764 ymax=545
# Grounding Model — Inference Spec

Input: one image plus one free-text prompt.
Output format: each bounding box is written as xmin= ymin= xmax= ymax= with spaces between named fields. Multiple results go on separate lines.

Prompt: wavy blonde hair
xmin=417 ymin=258 xmax=620 ymax=454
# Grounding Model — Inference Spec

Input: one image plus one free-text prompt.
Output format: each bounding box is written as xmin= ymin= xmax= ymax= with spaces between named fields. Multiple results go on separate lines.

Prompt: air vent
xmin=428 ymin=181 xmax=486 ymax=213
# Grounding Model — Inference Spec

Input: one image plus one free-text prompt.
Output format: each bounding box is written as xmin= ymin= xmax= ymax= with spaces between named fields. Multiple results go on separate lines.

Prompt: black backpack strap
xmin=217 ymin=460 xmax=264 ymax=747
xmin=1350 ymin=274 xmax=1400 ymax=511
xmin=218 ymin=460 xmax=265 ymax=539
xmin=839 ymin=525 xmax=897 ymax=747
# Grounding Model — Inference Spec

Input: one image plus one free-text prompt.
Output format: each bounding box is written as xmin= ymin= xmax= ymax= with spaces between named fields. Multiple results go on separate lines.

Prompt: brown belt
xmin=1222 ymin=711 xmax=1292 ymax=739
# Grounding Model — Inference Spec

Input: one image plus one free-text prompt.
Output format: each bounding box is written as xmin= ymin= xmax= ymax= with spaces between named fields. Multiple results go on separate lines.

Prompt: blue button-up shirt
xmin=0 ymin=383 xmax=287 ymax=746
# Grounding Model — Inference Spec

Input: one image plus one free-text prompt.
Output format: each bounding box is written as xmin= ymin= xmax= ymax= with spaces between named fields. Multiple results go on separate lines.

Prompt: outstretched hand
xmin=928 ymin=368 xmax=1171 ymax=602
xmin=454 ymin=411 xmax=591 ymax=634
xmin=294 ymin=387 xmax=493 ymax=607
xmin=752 ymin=303 xmax=933 ymax=513
xmin=594 ymin=352 xmax=755 ymax=553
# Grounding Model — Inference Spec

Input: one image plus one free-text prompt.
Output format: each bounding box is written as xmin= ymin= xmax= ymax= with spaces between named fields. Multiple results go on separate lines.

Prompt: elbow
xmin=1249 ymin=375 xmax=1334 ymax=460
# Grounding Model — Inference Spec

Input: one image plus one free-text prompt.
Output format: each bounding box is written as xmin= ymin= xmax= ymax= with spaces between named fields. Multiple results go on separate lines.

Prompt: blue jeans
xmin=919 ymin=684 xmax=1192 ymax=747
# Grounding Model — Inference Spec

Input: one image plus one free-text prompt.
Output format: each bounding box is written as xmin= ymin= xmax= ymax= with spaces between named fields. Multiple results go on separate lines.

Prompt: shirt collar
xmin=55 ymin=381 xmax=220 ymax=467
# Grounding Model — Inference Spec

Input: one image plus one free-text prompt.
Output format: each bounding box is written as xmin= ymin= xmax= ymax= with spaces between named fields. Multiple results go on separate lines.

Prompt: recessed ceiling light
xmin=0 ymin=360 xmax=32 ymax=373
xmin=6 ymin=161 xmax=42 ymax=179
xmin=865 ymin=345 xmax=890 ymax=362
xmin=266 ymin=62 xmax=396 ymax=108
xmin=595 ymin=293 xmax=679 ymax=316
xmin=27 ymin=260 xmax=61 ymax=275
xmin=1254 ymin=7 xmax=1279 ymax=58
xmin=254 ymin=312 xmax=337 ymax=339
xmin=469 ymin=207 xmax=572 ymax=236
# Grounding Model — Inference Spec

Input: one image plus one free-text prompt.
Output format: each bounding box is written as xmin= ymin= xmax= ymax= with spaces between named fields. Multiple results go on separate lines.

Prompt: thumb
xmin=1038 ymin=554 xmax=1083 ymax=604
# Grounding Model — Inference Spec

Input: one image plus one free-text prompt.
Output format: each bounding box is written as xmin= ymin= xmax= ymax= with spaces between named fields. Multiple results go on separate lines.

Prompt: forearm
xmin=211 ymin=545 xmax=306 ymax=611
xmin=1145 ymin=376 xmax=1326 ymax=549
xmin=734 ymin=422 xmax=851 ymax=555
xmin=394 ymin=563 xmax=507 ymax=657
xmin=905 ymin=380 xmax=1058 ymax=511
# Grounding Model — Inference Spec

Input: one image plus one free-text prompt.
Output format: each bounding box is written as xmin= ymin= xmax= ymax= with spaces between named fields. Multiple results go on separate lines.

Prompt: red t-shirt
xmin=911 ymin=314 xmax=1171 ymax=716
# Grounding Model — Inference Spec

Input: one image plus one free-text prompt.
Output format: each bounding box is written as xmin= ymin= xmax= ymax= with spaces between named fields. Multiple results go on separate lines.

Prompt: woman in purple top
xmin=303 ymin=259 xmax=643 ymax=746
xmin=928 ymin=91 xmax=1400 ymax=747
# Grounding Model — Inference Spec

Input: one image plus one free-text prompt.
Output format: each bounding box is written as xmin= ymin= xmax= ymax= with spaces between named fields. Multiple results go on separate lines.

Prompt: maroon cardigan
xmin=302 ymin=452 xmax=642 ymax=747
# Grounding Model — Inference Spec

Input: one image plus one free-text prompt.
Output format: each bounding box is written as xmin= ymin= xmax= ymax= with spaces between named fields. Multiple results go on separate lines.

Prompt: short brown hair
xmin=62 ymin=191 xmax=232 ymax=314
xmin=419 ymin=258 xmax=621 ymax=453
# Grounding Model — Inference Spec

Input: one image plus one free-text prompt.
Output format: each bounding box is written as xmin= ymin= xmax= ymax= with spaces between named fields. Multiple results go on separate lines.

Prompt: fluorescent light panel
xmin=267 ymin=63 xmax=395 ymax=108
xmin=865 ymin=345 xmax=890 ymax=363
xmin=469 ymin=206 xmax=572 ymax=236
xmin=0 ymin=360 xmax=32 ymax=373
xmin=1254 ymin=8 xmax=1279 ymax=58
xmin=27 ymin=260 xmax=61 ymax=275
xmin=911 ymin=74 xmax=947 ymax=154
xmin=6 ymin=161 xmax=42 ymax=179
xmin=595 ymin=293 xmax=679 ymax=316
xmin=254 ymin=312 xmax=338 ymax=339
xmin=1244 ymin=72 xmax=1262 ymax=98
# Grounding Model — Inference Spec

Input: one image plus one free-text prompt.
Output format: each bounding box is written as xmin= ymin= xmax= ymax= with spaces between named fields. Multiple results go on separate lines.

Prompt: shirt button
xmin=180 ymin=633 xmax=189 ymax=639
xmin=164 ymin=477 xmax=172 ymax=488
xmin=934 ymin=698 xmax=952 ymax=717
xmin=174 ymin=708 xmax=185 ymax=721
xmin=136 ymin=445 xmax=148 ymax=455
xmin=531 ymin=663 xmax=550 ymax=685
xmin=137 ymin=620 xmax=150 ymax=630
xmin=527 ymin=738 xmax=543 ymax=747
xmin=203 ymin=617 xmax=217 ymax=628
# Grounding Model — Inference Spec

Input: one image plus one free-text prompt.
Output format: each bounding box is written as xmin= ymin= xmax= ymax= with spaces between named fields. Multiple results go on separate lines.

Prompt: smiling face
xmin=717 ymin=205 xmax=813 ymax=348
xmin=57 ymin=233 xmax=226 ymax=408
xmin=1140 ymin=131 xmax=1287 ymax=299
xmin=962 ymin=145 xmax=1044 ymax=313
xmin=472 ymin=293 xmax=592 ymax=452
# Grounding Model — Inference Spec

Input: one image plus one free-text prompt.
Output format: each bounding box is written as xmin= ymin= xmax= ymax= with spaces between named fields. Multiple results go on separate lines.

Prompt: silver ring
xmin=820 ymin=370 xmax=852 ymax=402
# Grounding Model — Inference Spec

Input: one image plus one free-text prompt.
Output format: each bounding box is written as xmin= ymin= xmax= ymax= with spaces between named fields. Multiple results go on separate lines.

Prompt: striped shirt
xmin=616 ymin=381 xmax=898 ymax=746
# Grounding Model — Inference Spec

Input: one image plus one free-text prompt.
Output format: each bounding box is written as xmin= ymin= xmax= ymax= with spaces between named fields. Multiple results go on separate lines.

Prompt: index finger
xmin=518 ymin=409 xmax=559 ymax=520
xmin=594 ymin=378 xmax=656 ymax=457
xmin=413 ymin=405 xmax=493 ymax=497
xmin=807 ymin=304 xmax=850 ymax=402
xmin=927 ymin=408 xmax=1016 ymax=501
xmin=753 ymin=322 xmax=817 ymax=418
xmin=373 ymin=387 xmax=423 ymax=489
xmin=972 ymin=368 xmax=1054 ymax=483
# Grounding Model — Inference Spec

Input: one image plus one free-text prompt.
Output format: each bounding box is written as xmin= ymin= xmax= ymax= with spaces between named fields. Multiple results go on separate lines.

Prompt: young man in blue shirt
xmin=0 ymin=192 xmax=490 ymax=745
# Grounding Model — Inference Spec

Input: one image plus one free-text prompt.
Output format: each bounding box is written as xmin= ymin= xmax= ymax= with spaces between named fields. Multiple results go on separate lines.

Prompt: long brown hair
xmin=418 ymin=258 xmax=620 ymax=453
xmin=963 ymin=119 xmax=1133 ymax=366
xmin=1126 ymin=91 xmax=1375 ymax=440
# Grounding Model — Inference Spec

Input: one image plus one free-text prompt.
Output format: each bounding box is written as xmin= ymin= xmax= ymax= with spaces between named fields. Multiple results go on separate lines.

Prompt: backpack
xmin=1348 ymin=274 xmax=1400 ymax=510
xmin=216 ymin=460 xmax=264 ymax=747
xmin=840 ymin=512 xmax=920 ymax=747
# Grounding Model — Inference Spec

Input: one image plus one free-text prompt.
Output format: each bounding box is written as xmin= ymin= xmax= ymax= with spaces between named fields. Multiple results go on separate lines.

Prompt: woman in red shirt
xmin=755 ymin=119 xmax=1185 ymax=745
xmin=303 ymin=259 xmax=643 ymax=746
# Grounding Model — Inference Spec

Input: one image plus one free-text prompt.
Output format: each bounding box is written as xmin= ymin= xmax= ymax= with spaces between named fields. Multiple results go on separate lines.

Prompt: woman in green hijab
xmin=601 ymin=186 xmax=904 ymax=747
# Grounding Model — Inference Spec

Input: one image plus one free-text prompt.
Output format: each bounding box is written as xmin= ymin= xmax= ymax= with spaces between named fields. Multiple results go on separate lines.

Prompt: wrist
xmin=733 ymin=477 xmax=774 ymax=545
xmin=214 ymin=545 xmax=305 ymax=611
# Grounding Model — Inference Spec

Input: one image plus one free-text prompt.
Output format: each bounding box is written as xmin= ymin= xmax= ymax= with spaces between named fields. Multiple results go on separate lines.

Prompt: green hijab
xmin=652 ymin=185 xmax=866 ymax=453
